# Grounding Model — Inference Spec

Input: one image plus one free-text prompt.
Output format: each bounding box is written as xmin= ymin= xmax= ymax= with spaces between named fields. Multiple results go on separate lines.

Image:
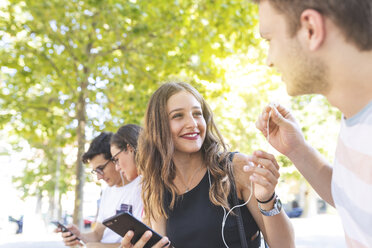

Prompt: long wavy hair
xmin=137 ymin=82 xmax=233 ymax=223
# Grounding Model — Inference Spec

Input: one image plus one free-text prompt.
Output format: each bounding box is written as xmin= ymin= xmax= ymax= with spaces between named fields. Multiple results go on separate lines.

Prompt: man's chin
xmin=287 ymin=90 xmax=301 ymax=97
xmin=286 ymin=86 xmax=298 ymax=97
xmin=286 ymin=85 xmax=307 ymax=97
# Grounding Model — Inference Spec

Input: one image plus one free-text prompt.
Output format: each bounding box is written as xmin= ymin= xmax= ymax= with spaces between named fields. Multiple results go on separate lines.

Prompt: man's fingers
xmin=269 ymin=106 xmax=286 ymax=125
xmin=256 ymin=112 xmax=270 ymax=136
xmin=275 ymin=103 xmax=290 ymax=116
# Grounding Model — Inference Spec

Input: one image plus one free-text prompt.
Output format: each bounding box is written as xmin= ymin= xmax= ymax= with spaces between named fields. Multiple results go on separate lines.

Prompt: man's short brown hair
xmin=253 ymin=0 xmax=372 ymax=51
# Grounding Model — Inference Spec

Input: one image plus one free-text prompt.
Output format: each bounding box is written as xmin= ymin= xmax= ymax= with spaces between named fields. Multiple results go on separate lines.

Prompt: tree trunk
xmin=73 ymin=80 xmax=87 ymax=229
xmin=53 ymin=148 xmax=61 ymax=221
xmin=36 ymin=191 xmax=42 ymax=215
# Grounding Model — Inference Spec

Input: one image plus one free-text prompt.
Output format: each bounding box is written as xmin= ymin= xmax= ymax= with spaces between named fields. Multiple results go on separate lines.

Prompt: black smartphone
xmin=102 ymin=212 xmax=173 ymax=248
xmin=51 ymin=221 xmax=81 ymax=241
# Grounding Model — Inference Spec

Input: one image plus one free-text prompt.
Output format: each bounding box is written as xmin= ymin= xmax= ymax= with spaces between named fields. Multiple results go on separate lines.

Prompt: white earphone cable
xmin=120 ymin=171 xmax=125 ymax=186
xmin=219 ymin=105 xmax=273 ymax=248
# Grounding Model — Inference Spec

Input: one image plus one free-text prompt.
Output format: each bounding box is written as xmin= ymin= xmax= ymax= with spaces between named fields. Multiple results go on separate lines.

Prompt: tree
xmin=0 ymin=0 xmax=260 ymax=225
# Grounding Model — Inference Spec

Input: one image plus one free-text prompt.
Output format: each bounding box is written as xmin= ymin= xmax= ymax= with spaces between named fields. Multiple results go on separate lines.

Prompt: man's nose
xmin=265 ymin=44 xmax=275 ymax=67
xmin=266 ymin=55 xmax=274 ymax=67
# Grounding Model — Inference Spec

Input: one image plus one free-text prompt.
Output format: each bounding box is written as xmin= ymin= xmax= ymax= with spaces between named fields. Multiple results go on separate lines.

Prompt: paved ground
xmin=0 ymin=213 xmax=346 ymax=248
xmin=0 ymin=233 xmax=65 ymax=248
xmin=0 ymin=241 xmax=65 ymax=248
xmin=292 ymin=214 xmax=346 ymax=248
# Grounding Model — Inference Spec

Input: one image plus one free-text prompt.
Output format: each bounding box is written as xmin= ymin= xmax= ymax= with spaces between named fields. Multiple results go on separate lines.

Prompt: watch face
xmin=259 ymin=196 xmax=282 ymax=216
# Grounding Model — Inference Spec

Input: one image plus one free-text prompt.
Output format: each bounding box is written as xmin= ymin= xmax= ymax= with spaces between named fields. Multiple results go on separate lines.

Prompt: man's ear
xmin=127 ymin=144 xmax=134 ymax=153
xmin=299 ymin=9 xmax=326 ymax=51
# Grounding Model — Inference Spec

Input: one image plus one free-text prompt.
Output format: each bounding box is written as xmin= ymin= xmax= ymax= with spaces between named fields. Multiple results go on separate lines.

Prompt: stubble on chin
xmin=287 ymin=55 xmax=330 ymax=96
xmin=284 ymin=38 xmax=331 ymax=96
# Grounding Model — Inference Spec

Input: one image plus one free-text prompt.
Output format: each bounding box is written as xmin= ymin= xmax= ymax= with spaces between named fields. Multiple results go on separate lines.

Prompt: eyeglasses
xmin=91 ymin=159 xmax=113 ymax=176
xmin=91 ymin=149 xmax=124 ymax=176
xmin=111 ymin=149 xmax=124 ymax=166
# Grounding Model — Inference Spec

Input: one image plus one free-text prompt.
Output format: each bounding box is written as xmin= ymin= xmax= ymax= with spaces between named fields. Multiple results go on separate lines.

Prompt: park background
xmin=0 ymin=0 xmax=345 ymax=247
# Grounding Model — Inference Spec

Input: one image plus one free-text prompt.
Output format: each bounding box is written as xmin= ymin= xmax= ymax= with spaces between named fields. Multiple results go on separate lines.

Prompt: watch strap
xmin=258 ymin=195 xmax=282 ymax=216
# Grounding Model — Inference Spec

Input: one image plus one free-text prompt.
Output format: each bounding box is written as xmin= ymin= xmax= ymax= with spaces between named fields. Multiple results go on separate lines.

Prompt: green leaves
xmin=1 ymin=0 xmax=340 ymax=222
xmin=0 ymin=0 xmax=261 ymax=221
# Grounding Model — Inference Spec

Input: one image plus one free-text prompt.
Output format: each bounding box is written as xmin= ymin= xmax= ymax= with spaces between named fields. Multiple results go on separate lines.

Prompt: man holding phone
xmin=56 ymin=132 xmax=142 ymax=248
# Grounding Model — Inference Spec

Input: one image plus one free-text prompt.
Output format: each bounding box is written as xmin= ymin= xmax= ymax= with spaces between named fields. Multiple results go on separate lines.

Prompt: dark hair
xmin=253 ymin=0 xmax=372 ymax=51
xmin=82 ymin=132 xmax=113 ymax=163
xmin=110 ymin=124 xmax=142 ymax=155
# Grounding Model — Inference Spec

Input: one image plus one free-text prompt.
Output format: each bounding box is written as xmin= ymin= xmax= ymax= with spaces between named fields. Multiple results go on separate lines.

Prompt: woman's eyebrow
xmin=168 ymin=106 xmax=201 ymax=115
xmin=168 ymin=108 xmax=183 ymax=115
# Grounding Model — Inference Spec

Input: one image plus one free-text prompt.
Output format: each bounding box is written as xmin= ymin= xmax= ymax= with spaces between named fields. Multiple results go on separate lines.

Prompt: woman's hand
xmin=120 ymin=230 xmax=171 ymax=248
xmin=244 ymin=150 xmax=280 ymax=202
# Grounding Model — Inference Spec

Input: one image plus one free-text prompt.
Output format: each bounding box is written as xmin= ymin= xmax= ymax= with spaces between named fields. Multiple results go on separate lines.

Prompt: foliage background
xmin=0 ymin=0 xmax=340 ymax=225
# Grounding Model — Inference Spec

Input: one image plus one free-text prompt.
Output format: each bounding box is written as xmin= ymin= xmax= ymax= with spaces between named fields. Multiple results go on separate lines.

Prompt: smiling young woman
xmin=118 ymin=82 xmax=294 ymax=248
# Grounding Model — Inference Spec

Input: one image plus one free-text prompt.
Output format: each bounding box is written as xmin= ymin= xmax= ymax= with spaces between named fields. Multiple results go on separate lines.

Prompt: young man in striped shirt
xmin=253 ymin=0 xmax=372 ymax=247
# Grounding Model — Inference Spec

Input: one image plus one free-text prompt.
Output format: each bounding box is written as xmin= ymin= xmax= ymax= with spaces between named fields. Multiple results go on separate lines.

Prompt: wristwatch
xmin=258 ymin=194 xmax=282 ymax=216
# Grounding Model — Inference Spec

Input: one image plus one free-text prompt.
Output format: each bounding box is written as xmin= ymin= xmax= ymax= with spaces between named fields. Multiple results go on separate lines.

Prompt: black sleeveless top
xmin=164 ymin=172 xmax=261 ymax=248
